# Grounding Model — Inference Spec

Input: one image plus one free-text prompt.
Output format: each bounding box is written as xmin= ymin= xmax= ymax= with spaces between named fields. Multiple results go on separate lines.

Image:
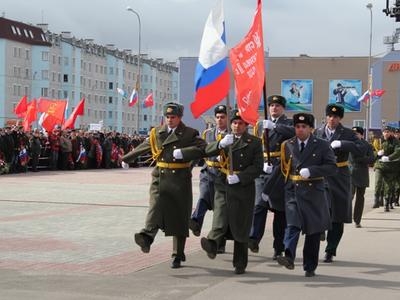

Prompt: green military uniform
xmin=200 ymin=110 xmax=263 ymax=274
xmin=375 ymin=127 xmax=400 ymax=211
xmin=372 ymin=137 xmax=385 ymax=207
xmin=122 ymin=102 xmax=206 ymax=268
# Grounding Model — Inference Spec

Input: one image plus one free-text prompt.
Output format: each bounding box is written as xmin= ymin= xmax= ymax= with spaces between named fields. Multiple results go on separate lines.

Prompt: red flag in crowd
xmin=22 ymin=99 xmax=37 ymax=132
xmin=143 ymin=93 xmax=154 ymax=108
xmin=63 ymin=98 xmax=85 ymax=129
xmin=229 ymin=0 xmax=265 ymax=126
xmin=14 ymin=95 xmax=28 ymax=118
xmin=37 ymin=98 xmax=67 ymax=132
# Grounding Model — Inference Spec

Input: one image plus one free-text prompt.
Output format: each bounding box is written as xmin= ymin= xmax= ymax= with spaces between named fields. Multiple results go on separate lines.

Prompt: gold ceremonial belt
xmin=206 ymin=161 xmax=221 ymax=168
xmin=289 ymin=175 xmax=324 ymax=181
xmin=156 ymin=162 xmax=191 ymax=169
xmin=264 ymin=151 xmax=281 ymax=158
xmin=336 ymin=161 xmax=349 ymax=168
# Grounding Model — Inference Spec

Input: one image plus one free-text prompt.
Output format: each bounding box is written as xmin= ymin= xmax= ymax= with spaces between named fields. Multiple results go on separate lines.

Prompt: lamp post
xmin=366 ymin=3 xmax=373 ymax=141
xmin=127 ymin=6 xmax=142 ymax=134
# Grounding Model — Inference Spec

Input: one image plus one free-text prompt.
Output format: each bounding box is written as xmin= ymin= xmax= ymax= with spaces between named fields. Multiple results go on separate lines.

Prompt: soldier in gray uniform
xmin=190 ymin=105 xmax=228 ymax=253
xmin=200 ymin=110 xmax=263 ymax=274
xmin=122 ymin=102 xmax=206 ymax=269
xmin=249 ymin=95 xmax=295 ymax=259
xmin=315 ymin=104 xmax=366 ymax=263
xmin=276 ymin=113 xmax=336 ymax=277
xmin=349 ymin=127 xmax=375 ymax=227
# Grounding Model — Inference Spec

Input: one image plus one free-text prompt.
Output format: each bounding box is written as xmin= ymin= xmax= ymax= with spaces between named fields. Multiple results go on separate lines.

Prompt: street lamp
xmin=126 ymin=6 xmax=142 ymax=134
xmin=366 ymin=3 xmax=373 ymax=140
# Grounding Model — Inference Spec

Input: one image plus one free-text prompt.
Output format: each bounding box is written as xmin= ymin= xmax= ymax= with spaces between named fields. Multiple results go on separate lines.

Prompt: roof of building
xmin=0 ymin=17 xmax=52 ymax=46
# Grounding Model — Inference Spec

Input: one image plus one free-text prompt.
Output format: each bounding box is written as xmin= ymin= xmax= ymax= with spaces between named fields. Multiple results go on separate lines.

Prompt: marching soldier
xmin=200 ymin=110 xmax=263 ymax=274
xmin=376 ymin=126 xmax=400 ymax=211
xmin=122 ymin=102 xmax=206 ymax=268
xmin=314 ymin=104 xmax=366 ymax=263
xmin=189 ymin=105 xmax=228 ymax=253
xmin=249 ymin=95 xmax=295 ymax=259
xmin=394 ymin=128 xmax=400 ymax=207
xmin=276 ymin=113 xmax=336 ymax=277
xmin=349 ymin=127 xmax=375 ymax=227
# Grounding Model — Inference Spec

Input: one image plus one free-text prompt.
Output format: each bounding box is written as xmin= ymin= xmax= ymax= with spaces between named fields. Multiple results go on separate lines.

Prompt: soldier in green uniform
xmin=200 ymin=109 xmax=263 ymax=274
xmin=372 ymin=134 xmax=385 ymax=208
xmin=376 ymin=126 xmax=400 ymax=212
xmin=122 ymin=102 xmax=206 ymax=268
xmin=394 ymin=128 xmax=400 ymax=207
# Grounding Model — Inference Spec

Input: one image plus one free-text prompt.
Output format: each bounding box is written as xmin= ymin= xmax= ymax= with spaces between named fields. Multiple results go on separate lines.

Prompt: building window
xmin=11 ymin=25 xmax=17 ymax=35
xmin=63 ymin=91 xmax=68 ymax=99
xmin=58 ymin=73 xmax=61 ymax=82
xmin=108 ymin=111 xmax=112 ymax=119
xmin=42 ymin=51 xmax=49 ymax=61
xmin=109 ymin=82 xmax=113 ymax=90
xmin=109 ymin=96 xmax=113 ymax=104
xmin=144 ymin=115 xmax=147 ymax=121
xmin=41 ymin=70 xmax=49 ymax=80
xmin=25 ymin=68 xmax=29 ymax=79
xmin=64 ymin=57 xmax=69 ymax=66
xmin=41 ymin=88 xmax=48 ymax=97
xmin=58 ymin=56 xmax=62 ymax=65
xmin=13 ymin=47 xmax=17 ymax=57
xmin=29 ymin=30 xmax=34 ymax=38
xmin=16 ymin=27 xmax=21 ymax=36
xmin=24 ymin=86 xmax=29 ymax=96
xmin=51 ymin=89 xmax=55 ymax=98
xmin=353 ymin=120 xmax=365 ymax=128
xmin=25 ymin=49 xmax=30 ymax=60
xmin=64 ymin=74 xmax=68 ymax=82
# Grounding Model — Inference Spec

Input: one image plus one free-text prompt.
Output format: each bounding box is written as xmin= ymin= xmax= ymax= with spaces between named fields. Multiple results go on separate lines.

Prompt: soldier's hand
xmin=173 ymin=149 xmax=183 ymax=159
xmin=263 ymin=163 xmax=273 ymax=174
xmin=330 ymin=140 xmax=341 ymax=149
xmin=227 ymin=174 xmax=240 ymax=184
xmin=299 ymin=168 xmax=310 ymax=179
xmin=263 ymin=120 xmax=275 ymax=130
xmin=381 ymin=156 xmax=390 ymax=162
xmin=219 ymin=134 xmax=234 ymax=148
xmin=121 ymin=161 xmax=130 ymax=169
xmin=377 ymin=149 xmax=384 ymax=156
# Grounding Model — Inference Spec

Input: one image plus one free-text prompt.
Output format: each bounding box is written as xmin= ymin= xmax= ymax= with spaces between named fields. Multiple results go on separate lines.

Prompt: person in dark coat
xmin=122 ymin=102 xmax=206 ymax=269
xmin=200 ymin=110 xmax=263 ymax=274
xmin=276 ymin=113 xmax=337 ymax=277
xmin=314 ymin=104 xmax=366 ymax=263
xmin=189 ymin=105 xmax=228 ymax=253
xmin=349 ymin=127 xmax=375 ymax=227
xmin=29 ymin=129 xmax=42 ymax=172
xmin=249 ymin=95 xmax=295 ymax=259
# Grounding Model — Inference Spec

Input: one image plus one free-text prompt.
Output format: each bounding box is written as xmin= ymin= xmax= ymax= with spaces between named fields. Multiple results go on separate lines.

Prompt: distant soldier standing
xmin=315 ymin=104 xmax=366 ymax=263
xmin=122 ymin=102 xmax=206 ymax=268
xmin=376 ymin=126 xmax=400 ymax=212
xmin=372 ymin=134 xmax=385 ymax=208
xmin=349 ymin=127 xmax=375 ymax=227
xmin=276 ymin=113 xmax=336 ymax=277
xmin=200 ymin=110 xmax=263 ymax=274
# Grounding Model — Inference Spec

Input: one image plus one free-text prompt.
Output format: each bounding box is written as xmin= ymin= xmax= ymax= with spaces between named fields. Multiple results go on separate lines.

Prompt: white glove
xmin=330 ymin=140 xmax=342 ymax=149
xmin=263 ymin=163 xmax=273 ymax=174
xmin=299 ymin=168 xmax=310 ymax=179
xmin=261 ymin=193 xmax=270 ymax=202
xmin=377 ymin=150 xmax=384 ymax=156
xmin=121 ymin=161 xmax=129 ymax=169
xmin=227 ymin=174 xmax=240 ymax=184
xmin=381 ymin=156 xmax=390 ymax=162
xmin=173 ymin=149 xmax=183 ymax=159
xmin=219 ymin=134 xmax=234 ymax=148
xmin=263 ymin=120 xmax=275 ymax=130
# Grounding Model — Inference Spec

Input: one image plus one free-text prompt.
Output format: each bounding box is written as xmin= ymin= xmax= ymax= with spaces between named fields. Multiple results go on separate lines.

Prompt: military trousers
xmin=352 ymin=185 xmax=366 ymax=225
xmin=284 ymin=226 xmax=320 ymax=272
xmin=191 ymin=169 xmax=215 ymax=229
xmin=250 ymin=176 xmax=286 ymax=253
xmin=325 ymin=222 xmax=344 ymax=256
xmin=374 ymin=169 xmax=384 ymax=199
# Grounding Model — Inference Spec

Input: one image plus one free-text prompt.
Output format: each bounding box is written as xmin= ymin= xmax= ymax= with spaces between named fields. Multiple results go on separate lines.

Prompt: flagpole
xmin=226 ymin=91 xmax=233 ymax=176
xmin=127 ymin=7 xmax=142 ymax=135
xmin=366 ymin=3 xmax=373 ymax=141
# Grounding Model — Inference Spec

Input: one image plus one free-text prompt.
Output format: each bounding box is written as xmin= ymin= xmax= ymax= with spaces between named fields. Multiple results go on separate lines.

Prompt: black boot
xmin=372 ymin=197 xmax=380 ymax=208
xmin=384 ymin=199 xmax=390 ymax=212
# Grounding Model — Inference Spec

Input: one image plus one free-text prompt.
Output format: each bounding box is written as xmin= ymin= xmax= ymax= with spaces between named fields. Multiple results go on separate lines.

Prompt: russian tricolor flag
xmin=129 ymin=89 xmax=138 ymax=107
xmin=190 ymin=0 xmax=230 ymax=118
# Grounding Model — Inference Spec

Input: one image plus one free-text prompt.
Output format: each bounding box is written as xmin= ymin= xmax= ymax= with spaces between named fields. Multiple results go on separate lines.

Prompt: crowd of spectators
xmin=0 ymin=125 xmax=147 ymax=175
